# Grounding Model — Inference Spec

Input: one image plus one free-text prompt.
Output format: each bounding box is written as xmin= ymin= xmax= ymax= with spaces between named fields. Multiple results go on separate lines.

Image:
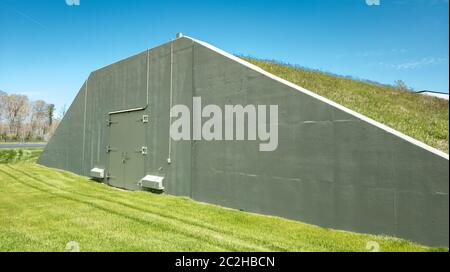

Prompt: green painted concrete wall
xmin=38 ymin=36 xmax=449 ymax=247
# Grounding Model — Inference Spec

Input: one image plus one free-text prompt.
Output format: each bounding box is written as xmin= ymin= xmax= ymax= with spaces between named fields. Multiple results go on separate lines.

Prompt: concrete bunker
xmin=38 ymin=34 xmax=449 ymax=247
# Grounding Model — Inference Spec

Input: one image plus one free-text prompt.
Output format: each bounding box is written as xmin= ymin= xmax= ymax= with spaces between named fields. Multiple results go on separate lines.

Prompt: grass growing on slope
xmin=245 ymin=58 xmax=449 ymax=153
xmin=0 ymin=142 xmax=46 ymax=145
xmin=0 ymin=148 xmax=43 ymax=164
xmin=0 ymin=150 xmax=446 ymax=252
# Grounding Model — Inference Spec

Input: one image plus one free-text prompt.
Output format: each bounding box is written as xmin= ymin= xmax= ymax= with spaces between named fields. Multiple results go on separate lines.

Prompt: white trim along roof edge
xmin=184 ymin=35 xmax=449 ymax=160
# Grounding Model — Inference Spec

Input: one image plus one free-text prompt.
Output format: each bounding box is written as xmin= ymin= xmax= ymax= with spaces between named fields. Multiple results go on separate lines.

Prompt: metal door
xmin=107 ymin=109 xmax=147 ymax=190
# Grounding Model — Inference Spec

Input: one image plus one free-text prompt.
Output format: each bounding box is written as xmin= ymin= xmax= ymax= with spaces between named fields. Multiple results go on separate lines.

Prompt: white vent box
xmin=90 ymin=167 xmax=105 ymax=179
xmin=138 ymin=175 xmax=164 ymax=191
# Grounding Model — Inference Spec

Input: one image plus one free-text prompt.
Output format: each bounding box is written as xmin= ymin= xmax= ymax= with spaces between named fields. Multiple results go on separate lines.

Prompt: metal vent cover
xmin=138 ymin=175 xmax=164 ymax=191
xmin=90 ymin=167 xmax=105 ymax=179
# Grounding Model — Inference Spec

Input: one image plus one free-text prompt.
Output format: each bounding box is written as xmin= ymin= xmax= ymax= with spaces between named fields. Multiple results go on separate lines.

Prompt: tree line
xmin=0 ymin=91 xmax=63 ymax=142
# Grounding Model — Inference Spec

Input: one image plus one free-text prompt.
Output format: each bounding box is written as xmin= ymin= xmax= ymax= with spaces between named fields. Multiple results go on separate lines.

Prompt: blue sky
xmin=0 ymin=0 xmax=448 ymax=113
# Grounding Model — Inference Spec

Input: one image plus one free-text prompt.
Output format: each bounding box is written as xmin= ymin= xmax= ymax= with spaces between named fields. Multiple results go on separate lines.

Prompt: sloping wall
xmin=38 ymin=36 xmax=449 ymax=246
xmin=38 ymin=82 xmax=86 ymax=173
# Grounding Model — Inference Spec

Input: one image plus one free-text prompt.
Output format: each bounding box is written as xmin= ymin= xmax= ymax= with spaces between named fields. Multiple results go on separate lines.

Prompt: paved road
xmin=0 ymin=143 xmax=46 ymax=149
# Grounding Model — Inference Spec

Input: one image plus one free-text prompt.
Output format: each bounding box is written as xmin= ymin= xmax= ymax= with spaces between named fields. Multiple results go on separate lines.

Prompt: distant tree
xmin=4 ymin=94 xmax=29 ymax=138
xmin=0 ymin=92 xmax=59 ymax=142
xmin=47 ymin=104 xmax=55 ymax=128
xmin=0 ymin=92 xmax=5 ymax=136
xmin=46 ymin=118 xmax=61 ymax=141
xmin=30 ymin=100 xmax=48 ymax=139
xmin=59 ymin=104 xmax=67 ymax=119
xmin=0 ymin=91 xmax=5 ymax=120
xmin=394 ymin=80 xmax=409 ymax=92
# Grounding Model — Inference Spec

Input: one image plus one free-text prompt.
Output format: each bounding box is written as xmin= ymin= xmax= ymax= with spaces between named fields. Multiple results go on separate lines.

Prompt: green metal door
xmin=107 ymin=109 xmax=147 ymax=190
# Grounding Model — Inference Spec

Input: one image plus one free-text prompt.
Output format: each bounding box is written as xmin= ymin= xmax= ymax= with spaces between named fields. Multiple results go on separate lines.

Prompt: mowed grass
xmin=0 ymin=148 xmax=43 ymax=164
xmin=245 ymin=58 xmax=449 ymax=153
xmin=0 ymin=149 xmax=446 ymax=252
xmin=0 ymin=142 xmax=46 ymax=145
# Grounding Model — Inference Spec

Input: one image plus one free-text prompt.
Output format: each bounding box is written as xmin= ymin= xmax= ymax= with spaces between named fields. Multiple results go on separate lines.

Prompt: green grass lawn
xmin=0 ymin=149 xmax=446 ymax=252
xmin=246 ymin=58 xmax=449 ymax=153
xmin=0 ymin=148 xmax=43 ymax=164
xmin=0 ymin=142 xmax=46 ymax=145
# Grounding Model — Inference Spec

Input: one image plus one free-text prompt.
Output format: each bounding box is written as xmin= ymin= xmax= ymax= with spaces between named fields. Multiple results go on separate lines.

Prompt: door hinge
xmin=106 ymin=145 xmax=117 ymax=153
xmin=106 ymin=119 xmax=118 ymax=126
